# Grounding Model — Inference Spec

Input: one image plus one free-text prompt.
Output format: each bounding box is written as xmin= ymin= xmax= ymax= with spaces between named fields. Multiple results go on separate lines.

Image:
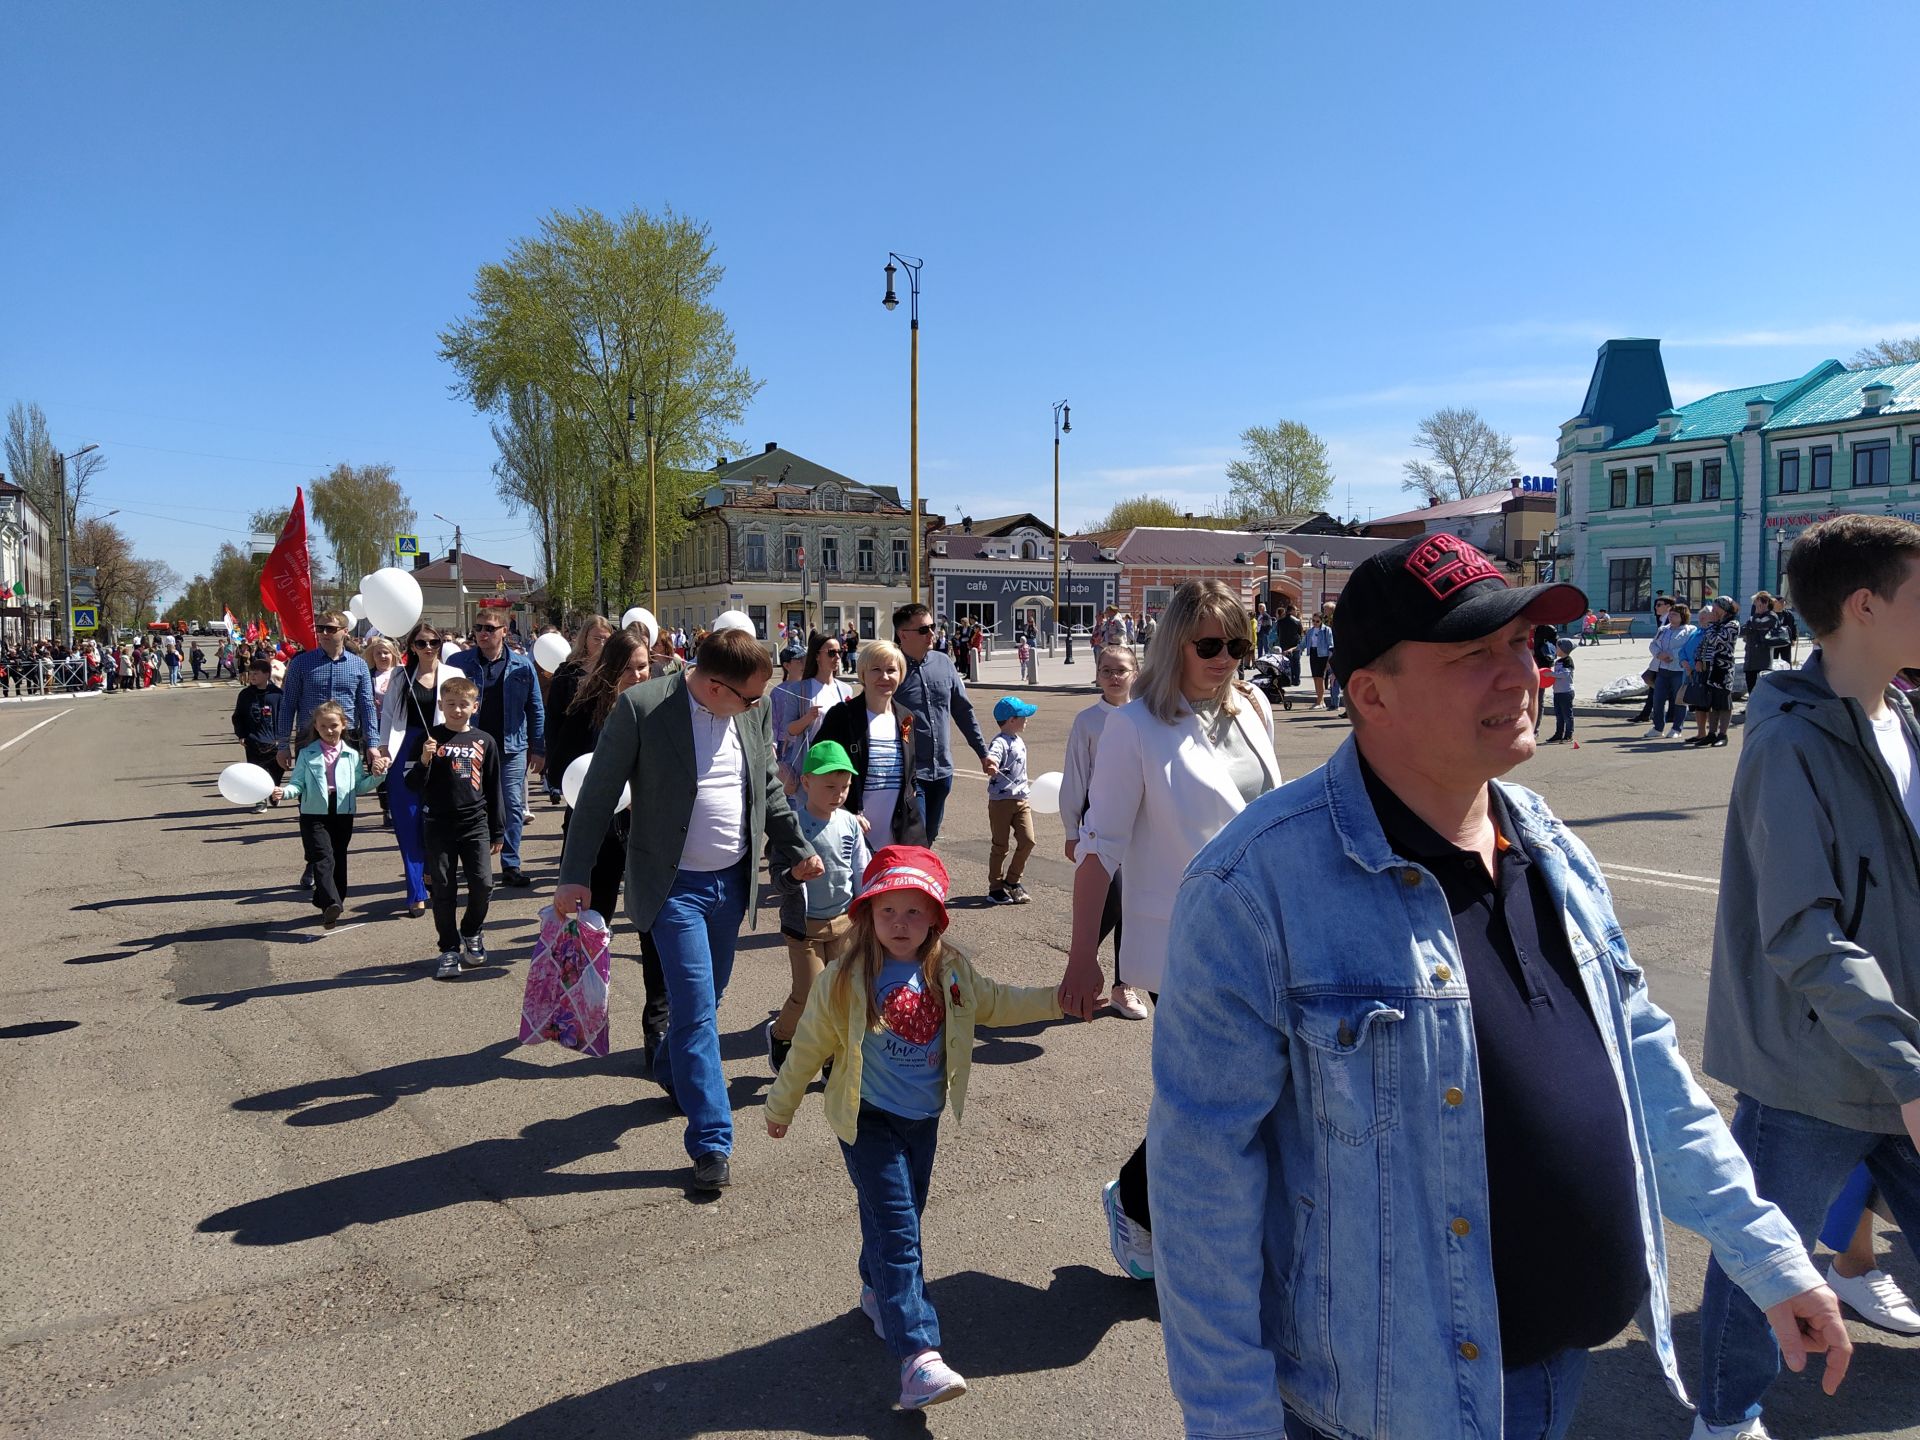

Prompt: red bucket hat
xmin=850 ymin=845 xmax=951 ymax=934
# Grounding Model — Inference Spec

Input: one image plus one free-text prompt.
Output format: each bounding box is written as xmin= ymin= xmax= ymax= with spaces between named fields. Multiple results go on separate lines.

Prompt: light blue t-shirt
xmin=860 ymin=958 xmax=946 ymax=1119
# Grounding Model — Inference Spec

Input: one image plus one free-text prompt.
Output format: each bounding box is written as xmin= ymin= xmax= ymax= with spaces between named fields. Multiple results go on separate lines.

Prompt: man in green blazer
xmin=556 ymin=628 xmax=823 ymax=1193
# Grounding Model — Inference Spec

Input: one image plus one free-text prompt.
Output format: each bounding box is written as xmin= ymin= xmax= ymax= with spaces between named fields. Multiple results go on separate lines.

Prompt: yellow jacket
xmin=765 ymin=944 xmax=1063 ymax=1145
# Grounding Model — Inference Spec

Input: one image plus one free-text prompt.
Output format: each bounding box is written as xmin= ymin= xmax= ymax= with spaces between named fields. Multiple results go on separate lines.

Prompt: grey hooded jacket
xmin=1705 ymin=653 xmax=1920 ymax=1133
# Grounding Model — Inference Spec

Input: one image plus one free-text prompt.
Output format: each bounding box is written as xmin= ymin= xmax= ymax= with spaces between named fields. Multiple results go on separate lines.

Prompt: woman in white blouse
xmin=1061 ymin=580 xmax=1281 ymax=1283
xmin=769 ymin=630 xmax=856 ymax=793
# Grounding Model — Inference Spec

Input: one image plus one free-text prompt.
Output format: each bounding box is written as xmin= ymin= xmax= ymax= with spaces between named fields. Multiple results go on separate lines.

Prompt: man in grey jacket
xmin=1698 ymin=514 xmax=1920 ymax=1439
xmin=891 ymin=602 xmax=996 ymax=843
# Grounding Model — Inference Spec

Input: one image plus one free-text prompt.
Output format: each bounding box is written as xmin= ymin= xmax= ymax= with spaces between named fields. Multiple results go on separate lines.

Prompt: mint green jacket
xmin=278 ymin=741 xmax=384 ymax=816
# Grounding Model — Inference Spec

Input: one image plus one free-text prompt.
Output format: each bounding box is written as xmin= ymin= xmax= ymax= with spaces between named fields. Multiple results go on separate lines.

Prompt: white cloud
xmin=1666 ymin=323 xmax=1920 ymax=350
xmin=1310 ymin=372 xmax=1593 ymax=410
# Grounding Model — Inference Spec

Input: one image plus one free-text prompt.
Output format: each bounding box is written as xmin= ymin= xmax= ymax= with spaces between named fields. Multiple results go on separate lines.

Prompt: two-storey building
xmin=1557 ymin=339 xmax=1920 ymax=619
xmin=0 ymin=477 xmax=56 ymax=643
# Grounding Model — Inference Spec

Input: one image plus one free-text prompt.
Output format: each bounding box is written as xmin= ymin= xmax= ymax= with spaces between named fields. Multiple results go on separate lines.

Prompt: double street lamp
xmin=1052 ymin=400 xmax=1071 ymax=653
xmin=55 ymin=443 xmax=99 ymax=642
xmin=882 ymin=253 xmax=924 ymax=608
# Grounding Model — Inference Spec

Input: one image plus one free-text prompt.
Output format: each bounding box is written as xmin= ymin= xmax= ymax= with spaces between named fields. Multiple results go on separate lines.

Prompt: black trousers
xmin=298 ymin=811 xmax=356 ymax=910
xmin=1099 ymin=871 xmax=1125 ymax=987
xmin=243 ymin=740 xmax=285 ymax=785
xmin=427 ymin=815 xmax=493 ymax=952
xmin=1116 ymin=988 xmax=1160 ymax=1231
xmin=573 ymin=811 xmax=670 ymax=1049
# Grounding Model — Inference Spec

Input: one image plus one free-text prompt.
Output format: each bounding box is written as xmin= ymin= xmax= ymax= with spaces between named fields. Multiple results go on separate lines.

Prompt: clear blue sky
xmin=7 ymin=1 xmax=1916 ymax=603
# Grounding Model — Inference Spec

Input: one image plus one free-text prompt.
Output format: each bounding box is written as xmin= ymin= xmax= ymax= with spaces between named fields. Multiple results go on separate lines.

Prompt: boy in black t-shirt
xmin=231 ymin=658 xmax=286 ymax=802
xmin=406 ymin=675 xmax=505 ymax=978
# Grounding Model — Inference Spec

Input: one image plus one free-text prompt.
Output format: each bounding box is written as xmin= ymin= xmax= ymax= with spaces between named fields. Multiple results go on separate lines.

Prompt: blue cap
xmin=994 ymin=695 xmax=1038 ymax=723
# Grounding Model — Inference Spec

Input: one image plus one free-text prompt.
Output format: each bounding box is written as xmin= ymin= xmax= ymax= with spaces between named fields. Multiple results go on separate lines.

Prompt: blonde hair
xmin=299 ymin=699 xmax=351 ymax=748
xmin=828 ymin=907 xmax=948 ymax=1028
xmin=1135 ymin=580 xmax=1254 ymax=725
xmin=569 ymin=614 xmax=615 ymax=664
xmin=857 ymin=637 xmax=906 ymax=679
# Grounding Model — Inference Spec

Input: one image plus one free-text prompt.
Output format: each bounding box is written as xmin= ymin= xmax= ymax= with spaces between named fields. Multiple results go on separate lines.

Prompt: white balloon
xmin=713 ymin=608 xmax=755 ymax=636
xmin=359 ymin=568 xmax=424 ymax=636
xmin=532 ymin=632 xmax=571 ymax=673
xmin=440 ymin=640 xmax=463 ymax=663
xmin=1029 ymin=770 xmax=1065 ymax=815
xmin=347 ymin=593 xmax=365 ymax=622
xmin=561 ymin=752 xmax=629 ymax=813
xmin=620 ymin=606 xmax=659 ymax=644
xmin=218 ymin=762 xmax=278 ymax=806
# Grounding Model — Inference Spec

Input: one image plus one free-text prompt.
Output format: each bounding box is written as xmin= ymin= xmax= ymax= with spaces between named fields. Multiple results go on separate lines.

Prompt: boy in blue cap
xmin=986 ymin=696 xmax=1037 ymax=904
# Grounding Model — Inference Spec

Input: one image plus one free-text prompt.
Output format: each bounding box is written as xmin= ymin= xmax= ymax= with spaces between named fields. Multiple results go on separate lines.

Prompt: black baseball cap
xmin=1331 ymin=533 xmax=1588 ymax=687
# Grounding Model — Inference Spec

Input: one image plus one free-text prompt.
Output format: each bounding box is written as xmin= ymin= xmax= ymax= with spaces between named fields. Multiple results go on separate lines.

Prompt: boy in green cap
xmin=766 ymin=739 xmax=873 ymax=1072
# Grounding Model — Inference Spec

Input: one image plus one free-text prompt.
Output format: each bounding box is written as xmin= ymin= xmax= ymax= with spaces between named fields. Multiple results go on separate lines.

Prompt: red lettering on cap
xmin=1405 ymin=534 xmax=1503 ymax=600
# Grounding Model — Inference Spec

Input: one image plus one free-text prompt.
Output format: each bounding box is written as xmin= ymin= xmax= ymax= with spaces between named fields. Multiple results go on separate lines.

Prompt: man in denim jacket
xmin=1149 ymin=533 xmax=1848 ymax=1440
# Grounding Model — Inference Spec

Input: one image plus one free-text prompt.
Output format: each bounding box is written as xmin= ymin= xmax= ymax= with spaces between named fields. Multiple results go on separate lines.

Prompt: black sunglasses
xmin=412 ymin=637 xmax=438 ymax=649
xmin=316 ymin=624 xmax=343 ymax=634
xmin=900 ymin=624 xmax=936 ymax=636
xmin=1191 ymin=636 xmax=1253 ymax=660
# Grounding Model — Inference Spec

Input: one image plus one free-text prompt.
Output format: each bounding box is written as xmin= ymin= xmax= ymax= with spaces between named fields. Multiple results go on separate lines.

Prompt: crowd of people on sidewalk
xmin=207 ymin=518 xmax=1920 ymax=1435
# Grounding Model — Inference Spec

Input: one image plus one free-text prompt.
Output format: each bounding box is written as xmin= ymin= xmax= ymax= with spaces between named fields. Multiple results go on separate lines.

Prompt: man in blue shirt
xmin=448 ymin=612 xmax=544 ymax=885
xmin=890 ymin=603 xmax=995 ymax=844
xmin=276 ymin=612 xmax=377 ymax=765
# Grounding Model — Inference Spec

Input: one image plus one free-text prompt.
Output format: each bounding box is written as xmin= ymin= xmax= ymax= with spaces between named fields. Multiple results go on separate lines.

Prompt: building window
xmin=892 ymin=537 xmax=909 ymax=573
xmin=1854 ymin=440 xmax=1891 ymax=488
xmin=857 ymin=537 xmax=875 ymax=573
xmin=1559 ymin=479 xmax=1571 ymax=517
xmin=747 ymin=604 xmax=767 ymax=640
xmin=1702 ymin=460 xmax=1722 ymax=501
xmin=1672 ymin=462 xmax=1693 ymax=505
xmin=1609 ymin=469 xmax=1628 ymax=508
xmin=1634 ymin=467 xmax=1654 ymax=506
xmin=1673 ymin=552 xmax=1720 ymax=609
xmin=743 ymin=533 xmax=766 ymax=572
xmin=784 ymin=533 xmax=803 ymax=571
xmin=1811 ymin=446 xmax=1832 ymax=490
xmin=821 ymin=535 xmax=839 ymax=572
xmin=1607 ymin=557 xmax=1652 ymax=614
xmin=1779 ymin=451 xmax=1800 ymax=494
xmin=1913 ymin=439 xmax=1920 ymax=491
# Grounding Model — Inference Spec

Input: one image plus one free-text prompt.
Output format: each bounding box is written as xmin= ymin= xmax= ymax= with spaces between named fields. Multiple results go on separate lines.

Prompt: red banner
xmin=258 ymin=489 xmax=317 ymax=650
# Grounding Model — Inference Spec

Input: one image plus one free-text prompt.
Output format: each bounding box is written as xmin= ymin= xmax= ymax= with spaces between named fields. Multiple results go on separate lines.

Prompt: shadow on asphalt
xmin=28 ymin=806 xmax=234 ymax=831
xmin=971 ymin=1015 xmax=1079 ymax=1066
xmin=464 ymin=1263 xmax=1159 ymax=1439
xmin=198 ymin=1098 xmax=704 ymax=1244
xmin=175 ymin=960 xmax=508 ymax=1012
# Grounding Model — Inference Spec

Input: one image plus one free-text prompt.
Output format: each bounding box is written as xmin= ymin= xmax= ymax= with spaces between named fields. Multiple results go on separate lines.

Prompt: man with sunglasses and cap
xmin=447 ymin=610 xmax=545 ymax=886
xmin=1148 ymin=532 xmax=1848 ymax=1440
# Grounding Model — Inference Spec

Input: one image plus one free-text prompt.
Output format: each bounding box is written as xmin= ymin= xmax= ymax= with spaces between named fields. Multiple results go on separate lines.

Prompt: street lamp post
xmin=882 ymin=253 xmax=924 ymax=608
xmin=1051 ymin=400 xmax=1070 ymax=651
xmin=1064 ymin=559 xmax=1076 ymax=665
xmin=433 ymin=512 xmax=464 ymax=632
xmin=55 ymin=443 xmax=99 ymax=643
xmin=1316 ymin=550 xmax=1331 ymax=610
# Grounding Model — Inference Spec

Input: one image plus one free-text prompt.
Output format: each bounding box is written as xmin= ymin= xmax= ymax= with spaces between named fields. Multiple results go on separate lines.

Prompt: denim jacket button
xmin=1459 ymin=1341 xmax=1480 ymax=1360
xmin=1399 ymin=868 xmax=1421 ymax=887
xmin=1433 ymin=963 xmax=1453 ymax=984
xmin=1450 ymin=1216 xmax=1471 ymax=1237
xmin=1444 ymin=1086 xmax=1465 ymax=1107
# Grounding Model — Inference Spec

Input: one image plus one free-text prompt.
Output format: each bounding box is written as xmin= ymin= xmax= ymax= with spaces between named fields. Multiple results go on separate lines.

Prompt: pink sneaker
xmin=898 ymin=1350 xmax=967 ymax=1409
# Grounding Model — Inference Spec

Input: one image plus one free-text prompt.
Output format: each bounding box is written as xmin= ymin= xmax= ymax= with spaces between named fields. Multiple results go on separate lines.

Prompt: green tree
xmin=1087 ymin=494 xmax=1241 ymax=532
xmin=1852 ymin=337 xmax=1920 ymax=368
xmin=1401 ymin=406 xmax=1517 ymax=501
xmin=1225 ymin=421 xmax=1334 ymax=521
xmin=309 ymin=462 xmax=416 ymax=588
xmin=5 ymin=401 xmax=106 ymax=536
xmin=440 ymin=206 xmax=759 ymax=606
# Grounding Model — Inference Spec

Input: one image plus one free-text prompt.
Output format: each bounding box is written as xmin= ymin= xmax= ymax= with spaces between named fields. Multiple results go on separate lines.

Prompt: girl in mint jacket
xmin=764 ymin=844 xmax=1059 ymax=1413
xmin=269 ymin=700 xmax=385 ymax=927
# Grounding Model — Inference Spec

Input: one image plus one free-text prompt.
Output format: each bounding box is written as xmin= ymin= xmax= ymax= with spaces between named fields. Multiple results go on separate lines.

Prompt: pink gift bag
xmin=519 ymin=905 xmax=613 ymax=1057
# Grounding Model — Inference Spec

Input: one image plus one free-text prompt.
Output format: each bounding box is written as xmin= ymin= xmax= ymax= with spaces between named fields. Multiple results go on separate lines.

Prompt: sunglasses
xmin=472 ymin=624 xmax=503 ymax=633
xmin=413 ymin=637 xmax=438 ymax=649
xmin=316 ymin=624 xmax=342 ymax=634
xmin=820 ymin=645 xmax=841 ymax=655
xmin=713 ymin=676 xmax=763 ymax=709
xmin=1191 ymin=636 xmax=1253 ymax=661
xmin=900 ymin=624 xmax=935 ymax=636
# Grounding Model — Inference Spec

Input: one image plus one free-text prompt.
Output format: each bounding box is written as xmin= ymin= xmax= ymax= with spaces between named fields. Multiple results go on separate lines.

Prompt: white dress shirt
xmin=682 ymin=677 xmax=749 ymax=872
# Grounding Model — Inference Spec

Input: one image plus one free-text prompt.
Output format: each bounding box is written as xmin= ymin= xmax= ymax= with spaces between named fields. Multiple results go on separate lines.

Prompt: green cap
xmin=803 ymin=740 xmax=858 ymax=776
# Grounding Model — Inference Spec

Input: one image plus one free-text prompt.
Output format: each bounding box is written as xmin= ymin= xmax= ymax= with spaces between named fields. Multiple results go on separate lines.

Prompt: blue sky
xmin=7 ymin=1 xmax=1917 ymax=602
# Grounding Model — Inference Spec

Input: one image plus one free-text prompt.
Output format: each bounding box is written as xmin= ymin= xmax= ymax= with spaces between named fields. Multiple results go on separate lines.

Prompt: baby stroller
xmin=1251 ymin=649 xmax=1295 ymax=711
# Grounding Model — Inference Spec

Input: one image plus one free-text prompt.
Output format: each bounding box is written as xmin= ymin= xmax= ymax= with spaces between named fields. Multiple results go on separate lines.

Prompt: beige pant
xmin=988 ymin=797 xmax=1037 ymax=888
xmin=773 ymin=913 xmax=852 ymax=1042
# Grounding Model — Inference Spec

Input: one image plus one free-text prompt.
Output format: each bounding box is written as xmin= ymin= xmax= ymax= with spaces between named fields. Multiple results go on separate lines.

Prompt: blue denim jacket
xmin=1148 ymin=737 xmax=1820 ymax=1440
xmin=448 ymin=646 xmax=545 ymax=756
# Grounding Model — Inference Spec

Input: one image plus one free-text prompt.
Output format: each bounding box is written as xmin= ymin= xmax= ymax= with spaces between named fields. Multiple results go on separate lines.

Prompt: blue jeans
xmin=499 ymin=748 xmax=528 ymax=869
xmin=388 ymin=730 xmax=428 ymax=906
xmin=1285 ymin=1349 xmax=1589 ymax=1440
xmin=918 ymin=774 xmax=953 ymax=844
xmin=1698 ymin=1096 xmax=1920 ymax=1429
xmin=651 ymin=861 xmax=750 ymax=1161
xmin=841 ymin=1102 xmax=942 ymax=1359
xmin=1551 ymin=691 xmax=1574 ymax=741
xmin=1648 ymin=670 xmax=1685 ymax=729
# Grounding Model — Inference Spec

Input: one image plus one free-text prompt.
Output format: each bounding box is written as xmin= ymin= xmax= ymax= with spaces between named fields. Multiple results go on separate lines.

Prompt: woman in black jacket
xmin=814 ymin=637 xmax=929 ymax=849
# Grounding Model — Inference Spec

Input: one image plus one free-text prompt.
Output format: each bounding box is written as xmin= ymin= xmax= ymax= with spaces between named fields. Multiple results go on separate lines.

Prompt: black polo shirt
xmin=1360 ymin=757 xmax=1646 ymax=1368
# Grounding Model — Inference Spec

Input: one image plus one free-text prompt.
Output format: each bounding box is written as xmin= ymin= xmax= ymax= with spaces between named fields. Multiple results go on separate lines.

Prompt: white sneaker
xmin=1108 ymin=985 xmax=1150 ymax=1021
xmin=858 ymin=1285 xmax=885 ymax=1339
xmin=1826 ymin=1261 xmax=1920 ymax=1333
xmin=1667 ymin=726 xmax=1687 ymax=738
xmin=898 ymin=1350 xmax=967 ymax=1409
xmin=1103 ymin=1179 xmax=1155 ymax=1280
xmin=1688 ymin=1417 xmax=1771 ymax=1439
xmin=1643 ymin=726 xmax=1665 ymax=739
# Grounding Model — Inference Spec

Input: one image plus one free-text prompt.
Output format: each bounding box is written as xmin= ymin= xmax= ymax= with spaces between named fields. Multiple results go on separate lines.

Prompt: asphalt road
xmin=3 ymin=683 xmax=1916 ymax=1440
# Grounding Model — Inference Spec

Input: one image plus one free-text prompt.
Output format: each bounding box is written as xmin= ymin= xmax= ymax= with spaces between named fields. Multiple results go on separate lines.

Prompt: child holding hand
xmin=270 ymin=699 xmax=385 ymax=928
xmin=765 ymin=845 xmax=1062 ymax=1411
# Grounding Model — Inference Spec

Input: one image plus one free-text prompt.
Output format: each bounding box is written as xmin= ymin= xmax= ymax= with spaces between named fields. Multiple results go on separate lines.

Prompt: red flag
xmin=259 ymin=489 xmax=317 ymax=649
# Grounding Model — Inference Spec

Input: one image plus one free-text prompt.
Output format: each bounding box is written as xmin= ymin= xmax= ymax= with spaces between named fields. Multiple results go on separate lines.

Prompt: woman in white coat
xmin=1060 ymin=579 xmax=1281 ymax=1283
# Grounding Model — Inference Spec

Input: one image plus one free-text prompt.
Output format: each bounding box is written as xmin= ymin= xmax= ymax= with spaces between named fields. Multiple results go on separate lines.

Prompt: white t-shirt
xmin=862 ymin=708 xmax=903 ymax=852
xmin=1869 ymin=708 xmax=1920 ymax=835
xmin=682 ymin=681 xmax=748 ymax=872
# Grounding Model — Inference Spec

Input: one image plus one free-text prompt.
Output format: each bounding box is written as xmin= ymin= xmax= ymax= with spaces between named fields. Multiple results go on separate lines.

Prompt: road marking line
xmin=1603 ymin=870 xmax=1719 ymax=896
xmin=0 ymin=709 xmax=72 ymax=753
xmin=1605 ymin=862 xmax=1723 ymax=886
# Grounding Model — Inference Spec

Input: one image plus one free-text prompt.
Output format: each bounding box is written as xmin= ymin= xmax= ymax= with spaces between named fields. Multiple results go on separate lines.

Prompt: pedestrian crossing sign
xmin=70 ymin=605 xmax=99 ymax=632
xmin=394 ymin=533 xmax=420 ymax=557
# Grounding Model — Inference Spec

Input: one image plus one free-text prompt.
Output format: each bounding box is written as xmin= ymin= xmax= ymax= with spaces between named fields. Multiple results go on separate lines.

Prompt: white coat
xmin=1078 ymin=684 xmax=1279 ymax=993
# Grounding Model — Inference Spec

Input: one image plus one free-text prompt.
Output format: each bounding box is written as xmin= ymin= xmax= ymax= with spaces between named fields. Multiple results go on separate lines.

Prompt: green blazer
xmin=557 ymin=669 xmax=814 ymax=932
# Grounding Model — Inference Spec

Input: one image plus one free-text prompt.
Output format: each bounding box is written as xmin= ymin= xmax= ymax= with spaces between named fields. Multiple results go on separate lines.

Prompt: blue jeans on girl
xmin=841 ymin=1102 xmax=941 ymax=1360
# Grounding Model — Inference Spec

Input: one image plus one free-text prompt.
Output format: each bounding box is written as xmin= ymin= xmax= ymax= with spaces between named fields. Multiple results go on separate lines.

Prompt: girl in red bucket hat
xmin=764 ymin=843 xmax=1062 ymax=1411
